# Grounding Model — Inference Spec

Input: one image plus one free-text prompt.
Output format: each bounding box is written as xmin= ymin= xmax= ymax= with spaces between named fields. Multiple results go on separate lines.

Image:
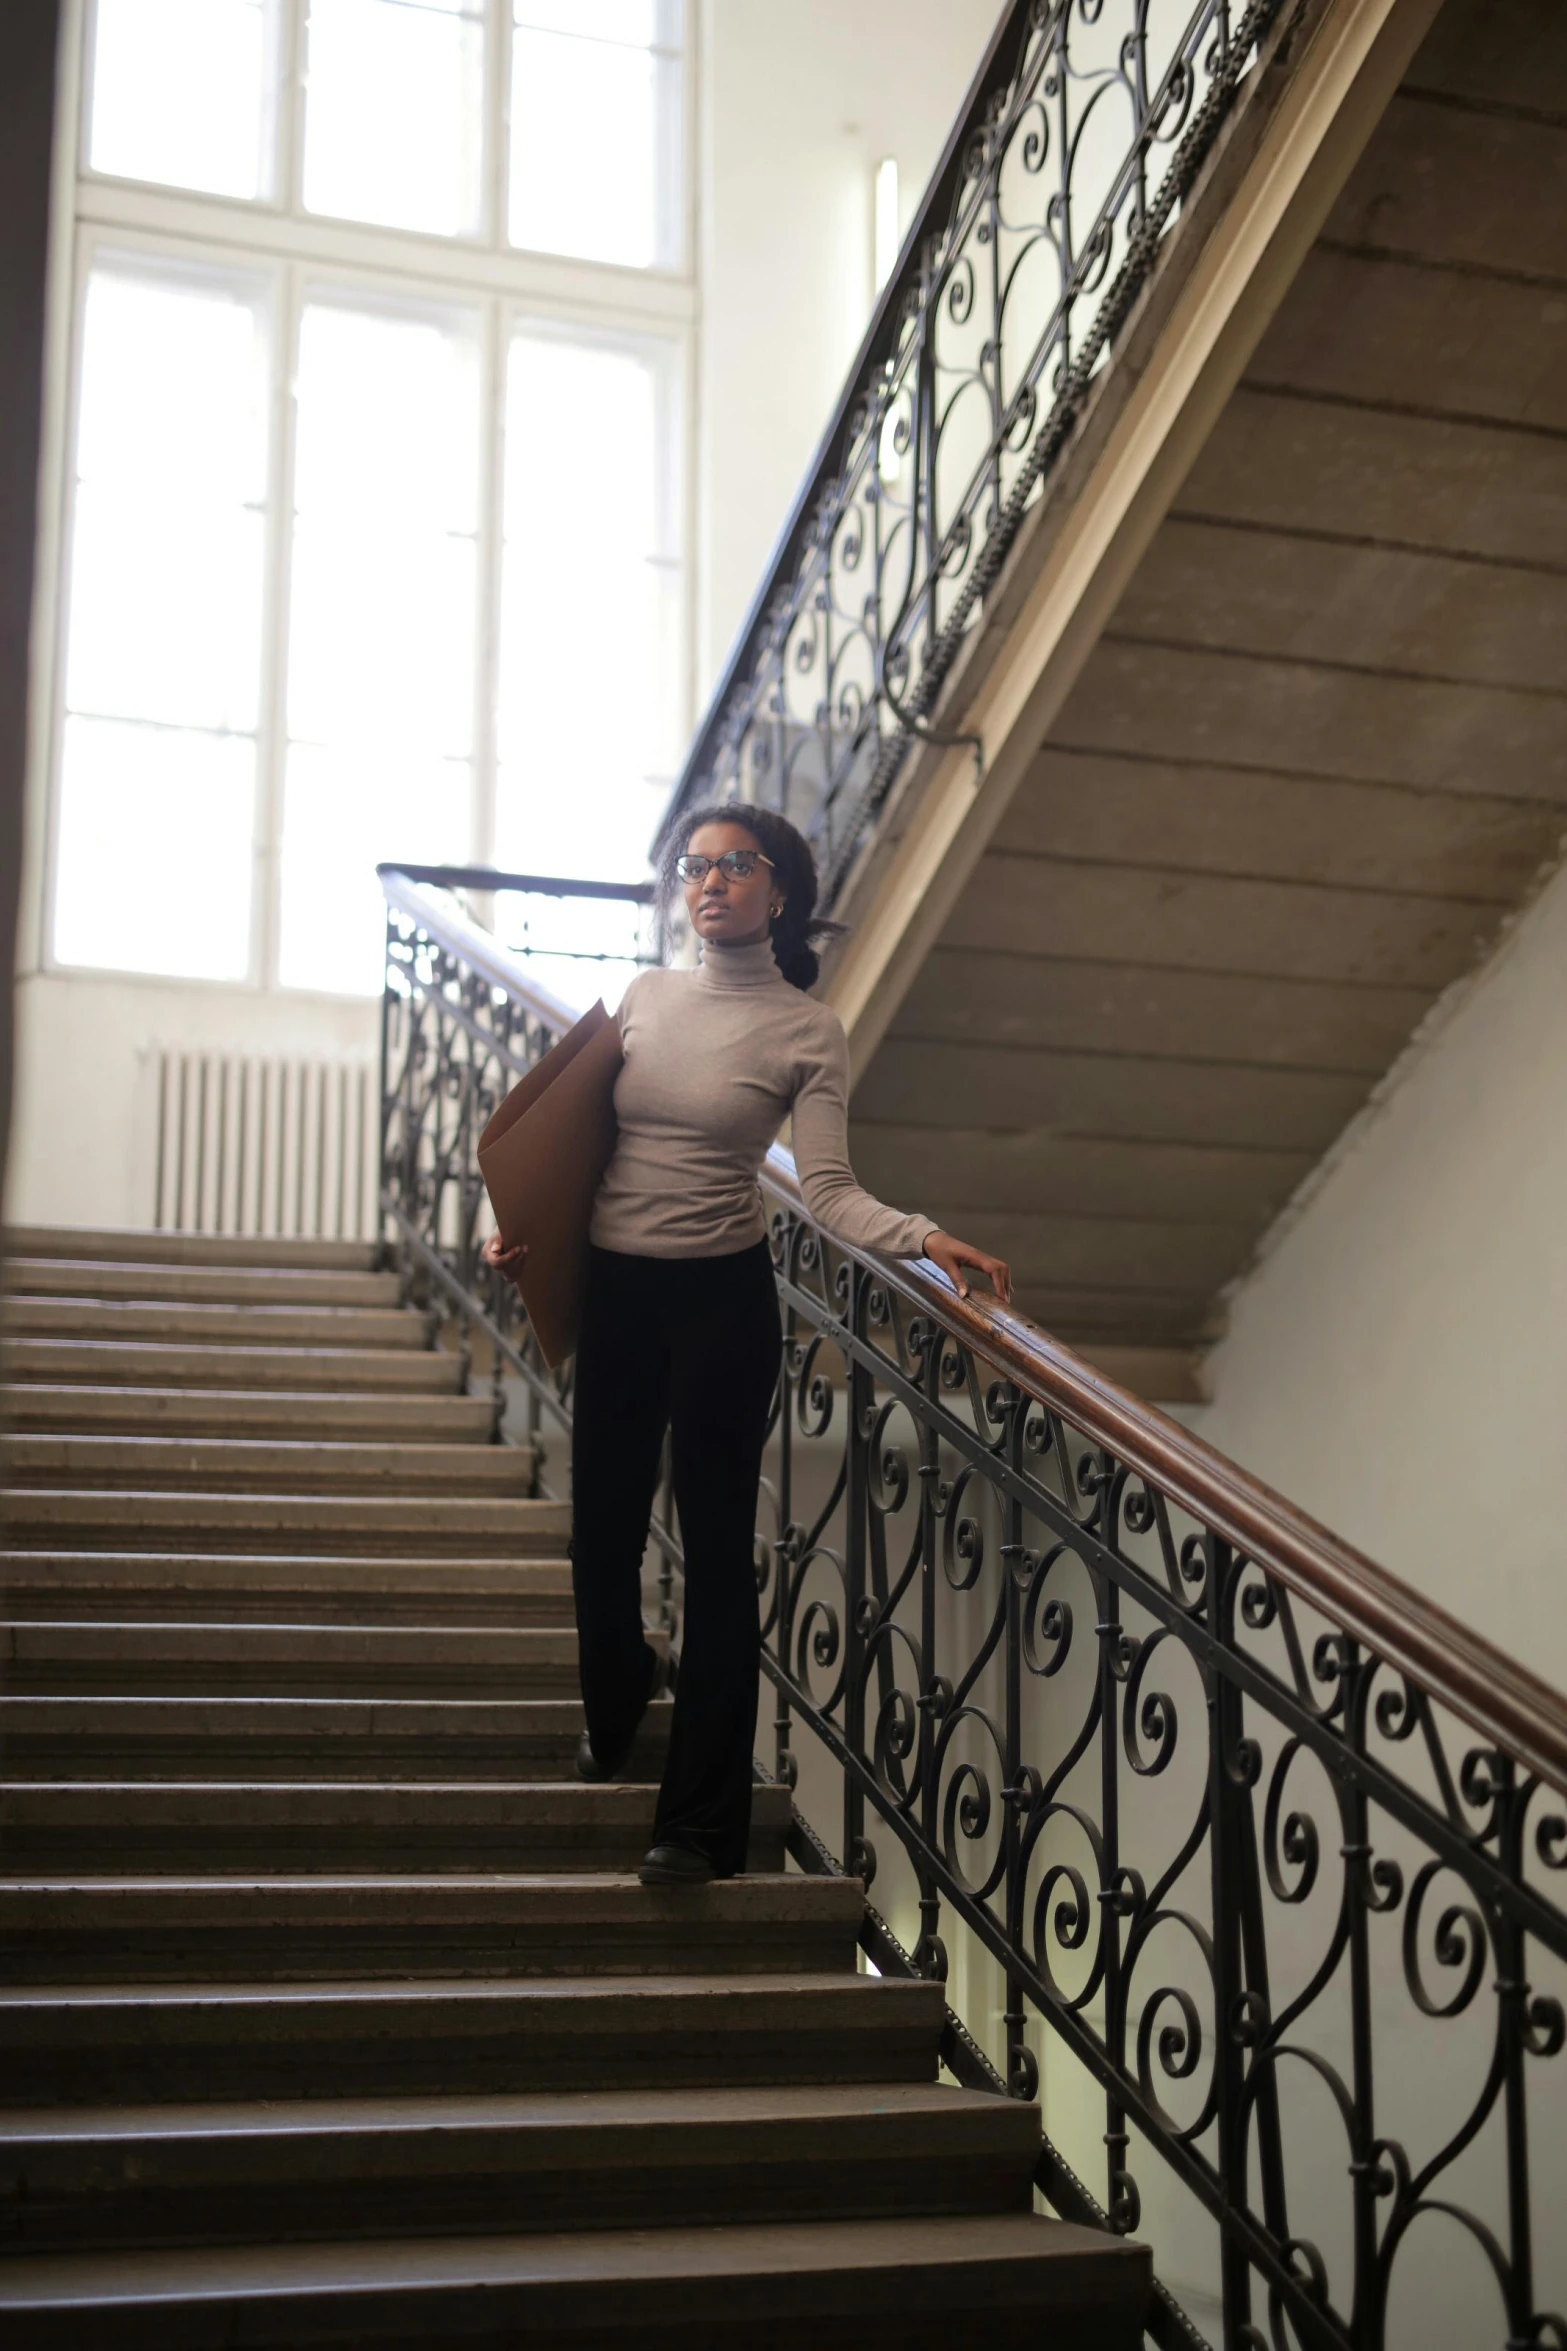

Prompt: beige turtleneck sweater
xmin=588 ymin=937 xmax=932 ymax=1261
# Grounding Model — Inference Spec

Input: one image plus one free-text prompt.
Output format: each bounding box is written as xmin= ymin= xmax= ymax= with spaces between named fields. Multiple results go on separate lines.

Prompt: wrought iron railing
xmin=379 ymin=865 xmax=1567 ymax=2351
xmin=376 ymin=863 xmax=663 ymax=1478
xmin=660 ymin=0 xmax=1300 ymax=905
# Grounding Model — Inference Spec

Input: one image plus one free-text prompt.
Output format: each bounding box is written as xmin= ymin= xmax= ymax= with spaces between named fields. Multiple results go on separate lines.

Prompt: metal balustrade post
xmin=843 ymin=1266 xmax=871 ymax=1882
xmin=771 ymin=1301 xmax=796 ymax=1787
xmin=1342 ymin=1643 xmax=1383 ymax=2347
xmin=914 ymin=1324 xmax=945 ymax=1982
xmin=1497 ymin=1757 xmax=1539 ymax=2351
xmin=1099 ymin=1525 xmax=1132 ymax=2235
xmin=1001 ymin=1386 xmax=1034 ymax=2103
xmin=1208 ymin=1538 xmax=1256 ymax=2350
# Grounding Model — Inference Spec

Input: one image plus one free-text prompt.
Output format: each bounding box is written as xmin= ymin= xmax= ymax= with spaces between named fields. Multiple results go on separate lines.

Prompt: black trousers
xmin=570 ymin=1240 xmax=781 ymax=1878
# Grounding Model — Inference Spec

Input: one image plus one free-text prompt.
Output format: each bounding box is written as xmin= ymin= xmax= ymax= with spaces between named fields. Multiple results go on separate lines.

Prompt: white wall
xmin=1191 ymin=851 xmax=1567 ymax=1686
xmin=697 ymin=0 xmax=998 ymax=694
xmin=8 ymin=970 xmax=378 ymax=1230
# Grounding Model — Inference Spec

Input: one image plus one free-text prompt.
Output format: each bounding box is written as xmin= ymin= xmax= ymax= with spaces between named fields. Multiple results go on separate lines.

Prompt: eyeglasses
xmin=675 ymin=850 xmax=775 ymax=884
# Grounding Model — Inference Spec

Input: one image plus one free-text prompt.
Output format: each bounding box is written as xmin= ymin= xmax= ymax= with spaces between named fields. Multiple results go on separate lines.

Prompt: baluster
xmin=1098 ymin=1495 xmax=1131 ymax=2230
xmin=1209 ymin=1537 xmax=1258 ymax=2349
xmin=914 ymin=1323 xmax=945 ymax=1983
xmin=1342 ymin=1640 xmax=1384 ymax=2344
xmin=772 ymin=1293 xmax=796 ymax=1788
xmin=843 ymin=1265 xmax=871 ymax=1881
xmin=1496 ymin=1756 xmax=1539 ymax=2351
xmin=1001 ymin=1386 xmax=1034 ymax=2101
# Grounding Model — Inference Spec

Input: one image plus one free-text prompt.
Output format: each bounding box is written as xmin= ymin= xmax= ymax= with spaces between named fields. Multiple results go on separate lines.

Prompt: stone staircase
xmin=0 ymin=1226 xmax=1149 ymax=2346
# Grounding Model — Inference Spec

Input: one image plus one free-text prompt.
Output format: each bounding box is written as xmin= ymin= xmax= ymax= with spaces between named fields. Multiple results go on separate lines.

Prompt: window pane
xmin=510 ymin=2 xmax=683 ymax=269
xmin=279 ymin=745 xmax=469 ymax=996
xmin=496 ymin=332 xmax=680 ymax=882
xmin=89 ymin=0 xmax=275 ymax=201
xmin=280 ymin=298 xmax=481 ymax=995
xmin=304 ymin=0 xmax=485 ymax=238
xmin=518 ymin=1 xmax=658 ymax=39
xmin=54 ymin=719 xmax=256 ymax=980
xmin=493 ymin=887 xmax=647 ymax=1016
xmin=53 ymin=261 xmax=269 ymax=981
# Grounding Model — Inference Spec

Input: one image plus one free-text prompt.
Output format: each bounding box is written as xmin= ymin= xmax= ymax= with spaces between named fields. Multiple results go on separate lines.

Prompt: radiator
xmin=150 ymin=1051 xmax=379 ymax=1241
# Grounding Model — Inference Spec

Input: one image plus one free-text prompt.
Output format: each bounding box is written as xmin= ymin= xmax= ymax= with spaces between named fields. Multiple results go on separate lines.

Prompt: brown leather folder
xmin=476 ymin=999 xmax=622 ymax=1368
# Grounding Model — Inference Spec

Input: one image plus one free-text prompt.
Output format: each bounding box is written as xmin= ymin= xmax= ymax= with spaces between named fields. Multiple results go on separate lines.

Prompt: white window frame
xmin=33 ymin=0 xmax=698 ymax=998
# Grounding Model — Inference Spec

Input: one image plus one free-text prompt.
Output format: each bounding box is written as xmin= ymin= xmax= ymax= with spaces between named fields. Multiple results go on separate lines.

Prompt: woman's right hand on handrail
xmin=483 ymin=1232 xmax=528 ymax=1281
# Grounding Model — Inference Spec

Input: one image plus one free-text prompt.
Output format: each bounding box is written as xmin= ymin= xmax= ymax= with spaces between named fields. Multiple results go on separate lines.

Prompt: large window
xmin=52 ymin=0 xmax=691 ymax=996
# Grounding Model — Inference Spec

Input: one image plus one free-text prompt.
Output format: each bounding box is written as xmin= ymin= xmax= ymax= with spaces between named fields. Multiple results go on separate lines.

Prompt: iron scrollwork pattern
xmin=759 ymin=1194 xmax=1567 ymax=2351
xmin=376 ymin=867 xmax=679 ymax=1607
xmin=663 ymin=0 xmax=1295 ymax=904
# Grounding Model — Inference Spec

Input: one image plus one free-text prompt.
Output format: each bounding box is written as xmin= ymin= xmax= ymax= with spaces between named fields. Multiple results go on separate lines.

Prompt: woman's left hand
xmin=921 ymin=1228 xmax=1012 ymax=1306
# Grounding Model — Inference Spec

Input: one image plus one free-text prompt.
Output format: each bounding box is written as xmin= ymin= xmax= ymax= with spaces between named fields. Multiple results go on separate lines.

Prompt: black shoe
xmin=575 ymin=1730 xmax=622 ymax=1783
xmin=576 ymin=1646 xmax=669 ymax=1784
xmin=638 ymin=1842 xmax=716 ymax=1887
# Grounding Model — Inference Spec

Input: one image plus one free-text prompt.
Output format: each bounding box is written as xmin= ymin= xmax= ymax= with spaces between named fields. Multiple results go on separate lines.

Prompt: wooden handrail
xmin=384 ymin=864 xmax=1567 ymax=1798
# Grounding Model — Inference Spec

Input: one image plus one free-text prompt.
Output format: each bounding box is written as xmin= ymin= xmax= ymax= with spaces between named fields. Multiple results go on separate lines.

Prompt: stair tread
xmin=0 ymin=1387 xmax=498 ymax=1442
xmin=0 ymin=2210 xmax=1143 ymax=2300
xmin=6 ymin=1300 xmax=431 ymax=1347
xmin=2 ymin=1623 xmax=589 ymax=1652
xmin=1 ymin=1381 xmax=494 ymax=1416
xmin=5 ymin=1261 xmax=400 ymax=1306
xmin=5 ymin=1437 xmax=523 ymax=1466
xmin=6 ymin=1493 xmax=557 ymax=1522
xmin=0 ymin=1971 xmax=930 ymax=2012
xmin=1 ymin=1553 xmax=570 ymax=1592
xmin=0 ymin=1873 xmax=858 ymax=1912
xmin=1 ymin=1780 xmax=778 ymax=1812
xmin=0 ymin=1697 xmax=624 ymax=1725
xmin=2 ymin=1339 xmax=465 ymax=1391
xmin=4 ymin=1229 xmax=378 ymax=1270
xmin=3 ymin=1435 xmax=532 ymax=1494
xmin=2 ymin=1553 xmax=570 ymax=1572
xmin=4 ymin=1495 xmax=562 ymax=1564
xmin=0 ymin=2080 xmax=1022 ymax=2140
xmin=0 ymin=1971 xmax=945 ymax=2103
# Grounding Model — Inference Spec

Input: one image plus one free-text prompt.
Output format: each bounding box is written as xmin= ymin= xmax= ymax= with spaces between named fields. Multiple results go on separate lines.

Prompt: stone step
xmin=1 ymin=1490 xmax=566 ymax=1558
xmin=0 ymin=1555 xmax=574 ymax=1626
xmin=0 ymin=2213 xmax=1151 ymax=2348
xmin=0 ymin=1780 xmax=790 ymax=1876
xmin=0 ymin=2080 xmax=1037 ymax=2258
xmin=5 ymin=1227 xmax=378 ymax=1272
xmin=0 ymin=1872 xmax=866 ymax=1984
xmin=0 ymin=1338 xmax=465 ymax=1394
xmin=5 ymin=1259 xmax=402 ymax=1309
xmin=2 ymin=1434 xmax=533 ymax=1497
xmin=0 ymin=1972 xmax=943 ymax=2105
xmin=0 ymin=1695 xmax=659 ymax=1780
xmin=0 ymin=1617 xmax=596 ymax=1696
xmin=4 ymin=1296 xmax=432 ymax=1349
xmin=0 ymin=1383 xmax=497 ymax=1442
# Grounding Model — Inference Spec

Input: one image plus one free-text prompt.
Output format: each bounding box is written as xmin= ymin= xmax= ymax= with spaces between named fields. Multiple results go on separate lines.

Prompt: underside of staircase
xmin=842 ymin=0 xmax=1567 ymax=1404
xmin=0 ymin=1225 xmax=1148 ymax=2345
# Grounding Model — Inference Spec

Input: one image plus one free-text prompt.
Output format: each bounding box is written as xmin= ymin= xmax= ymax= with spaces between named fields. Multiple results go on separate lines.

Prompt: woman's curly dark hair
xmin=656 ymin=801 xmax=844 ymax=991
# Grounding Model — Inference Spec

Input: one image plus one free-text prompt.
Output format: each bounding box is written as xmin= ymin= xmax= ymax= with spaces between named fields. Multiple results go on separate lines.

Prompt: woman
xmin=486 ymin=804 xmax=1010 ymax=1888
